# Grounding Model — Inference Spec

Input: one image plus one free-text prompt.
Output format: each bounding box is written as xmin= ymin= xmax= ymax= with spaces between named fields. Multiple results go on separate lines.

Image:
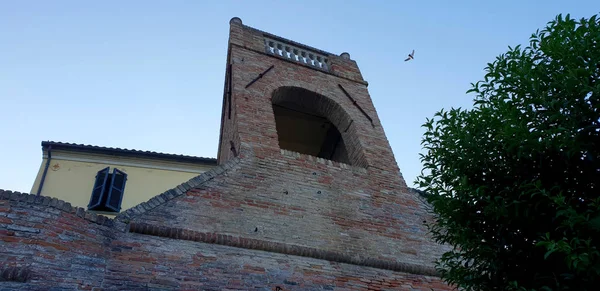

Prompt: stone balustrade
xmin=264 ymin=37 xmax=329 ymax=71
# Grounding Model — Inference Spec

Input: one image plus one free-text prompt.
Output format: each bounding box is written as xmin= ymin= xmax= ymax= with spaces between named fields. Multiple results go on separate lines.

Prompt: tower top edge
xmin=228 ymin=17 xmax=350 ymax=60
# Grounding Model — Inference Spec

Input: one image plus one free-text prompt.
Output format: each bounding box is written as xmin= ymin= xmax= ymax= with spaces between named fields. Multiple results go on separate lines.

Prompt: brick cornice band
xmin=128 ymin=221 xmax=440 ymax=277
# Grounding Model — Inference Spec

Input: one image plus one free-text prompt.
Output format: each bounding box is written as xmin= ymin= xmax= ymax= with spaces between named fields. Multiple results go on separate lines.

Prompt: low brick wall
xmin=119 ymin=154 xmax=447 ymax=269
xmin=1 ymin=181 xmax=452 ymax=290
xmin=0 ymin=190 xmax=113 ymax=290
xmin=105 ymin=232 xmax=450 ymax=291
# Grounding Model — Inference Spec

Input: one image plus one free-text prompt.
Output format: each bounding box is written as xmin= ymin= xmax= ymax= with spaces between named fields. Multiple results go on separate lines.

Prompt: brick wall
xmin=0 ymin=190 xmax=451 ymax=290
xmin=0 ymin=190 xmax=452 ymax=290
xmin=128 ymin=152 xmax=447 ymax=268
xmin=106 ymin=232 xmax=450 ymax=291
xmin=0 ymin=191 xmax=114 ymax=290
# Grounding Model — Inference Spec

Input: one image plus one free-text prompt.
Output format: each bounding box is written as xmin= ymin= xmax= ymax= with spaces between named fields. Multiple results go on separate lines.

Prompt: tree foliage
xmin=417 ymin=13 xmax=600 ymax=291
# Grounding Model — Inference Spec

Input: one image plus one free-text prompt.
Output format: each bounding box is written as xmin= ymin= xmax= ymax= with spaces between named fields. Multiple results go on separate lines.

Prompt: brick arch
xmin=270 ymin=86 xmax=368 ymax=167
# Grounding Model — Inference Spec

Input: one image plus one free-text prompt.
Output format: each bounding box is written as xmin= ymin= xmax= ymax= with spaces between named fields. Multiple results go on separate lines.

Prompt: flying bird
xmin=404 ymin=50 xmax=415 ymax=61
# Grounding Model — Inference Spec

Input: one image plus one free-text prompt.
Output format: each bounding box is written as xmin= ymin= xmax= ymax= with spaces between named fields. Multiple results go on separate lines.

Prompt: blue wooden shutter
xmin=88 ymin=167 xmax=110 ymax=209
xmin=105 ymin=168 xmax=127 ymax=212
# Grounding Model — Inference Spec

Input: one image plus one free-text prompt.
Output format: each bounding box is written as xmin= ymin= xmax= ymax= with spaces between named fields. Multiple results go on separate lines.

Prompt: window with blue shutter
xmin=87 ymin=167 xmax=127 ymax=212
xmin=105 ymin=168 xmax=127 ymax=212
xmin=88 ymin=167 xmax=109 ymax=209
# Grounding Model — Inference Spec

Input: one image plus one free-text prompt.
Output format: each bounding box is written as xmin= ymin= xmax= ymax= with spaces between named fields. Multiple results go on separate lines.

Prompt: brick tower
xmin=218 ymin=17 xmax=402 ymax=172
xmin=0 ymin=18 xmax=451 ymax=290
xmin=209 ymin=16 xmax=444 ymax=263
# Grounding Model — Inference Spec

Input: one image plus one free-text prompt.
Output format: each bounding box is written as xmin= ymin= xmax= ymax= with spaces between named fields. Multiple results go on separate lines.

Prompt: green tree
xmin=417 ymin=14 xmax=600 ymax=291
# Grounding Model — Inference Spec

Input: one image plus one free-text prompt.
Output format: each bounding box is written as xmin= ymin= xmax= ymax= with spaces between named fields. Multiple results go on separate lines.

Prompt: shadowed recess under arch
xmin=271 ymin=86 xmax=367 ymax=167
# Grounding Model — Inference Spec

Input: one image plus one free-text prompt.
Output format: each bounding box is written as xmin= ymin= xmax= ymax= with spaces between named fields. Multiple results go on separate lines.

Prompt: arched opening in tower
xmin=272 ymin=87 xmax=351 ymax=164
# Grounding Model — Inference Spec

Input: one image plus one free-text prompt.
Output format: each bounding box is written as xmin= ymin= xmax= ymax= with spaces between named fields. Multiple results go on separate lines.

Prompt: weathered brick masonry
xmin=0 ymin=18 xmax=452 ymax=290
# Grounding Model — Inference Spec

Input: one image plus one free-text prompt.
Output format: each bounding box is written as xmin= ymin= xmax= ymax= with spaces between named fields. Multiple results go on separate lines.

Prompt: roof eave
xmin=41 ymin=141 xmax=217 ymax=166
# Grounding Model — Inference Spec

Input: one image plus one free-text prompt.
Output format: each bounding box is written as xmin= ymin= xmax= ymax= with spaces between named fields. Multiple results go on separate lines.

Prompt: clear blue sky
xmin=0 ymin=1 xmax=595 ymax=193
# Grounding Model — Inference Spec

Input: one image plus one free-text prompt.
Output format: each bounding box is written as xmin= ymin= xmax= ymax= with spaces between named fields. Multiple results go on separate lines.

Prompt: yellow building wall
xmin=30 ymin=151 xmax=214 ymax=217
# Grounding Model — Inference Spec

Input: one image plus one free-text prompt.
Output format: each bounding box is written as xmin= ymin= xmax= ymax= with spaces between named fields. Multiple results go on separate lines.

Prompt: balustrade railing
xmin=264 ymin=37 xmax=329 ymax=71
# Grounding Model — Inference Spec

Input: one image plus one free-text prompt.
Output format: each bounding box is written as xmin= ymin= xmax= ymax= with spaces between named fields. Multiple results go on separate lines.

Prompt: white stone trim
xmin=264 ymin=37 xmax=329 ymax=70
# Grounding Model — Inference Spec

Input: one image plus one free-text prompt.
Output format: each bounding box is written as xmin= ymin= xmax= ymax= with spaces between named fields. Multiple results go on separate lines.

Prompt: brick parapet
xmin=0 ymin=189 xmax=116 ymax=228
